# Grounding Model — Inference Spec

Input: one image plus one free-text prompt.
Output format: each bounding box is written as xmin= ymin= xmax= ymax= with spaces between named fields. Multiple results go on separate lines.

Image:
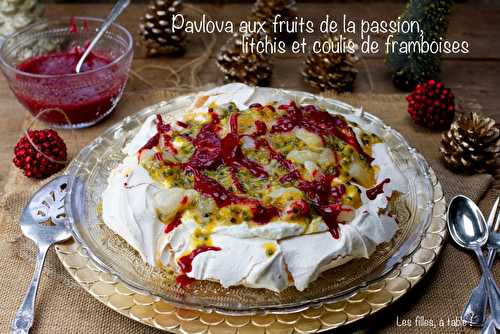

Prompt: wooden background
xmin=0 ymin=1 xmax=499 ymax=187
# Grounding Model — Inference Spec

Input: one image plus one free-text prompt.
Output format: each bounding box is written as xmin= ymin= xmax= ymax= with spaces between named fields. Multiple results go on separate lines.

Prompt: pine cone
xmin=251 ymin=0 xmax=297 ymax=45
xmin=302 ymin=34 xmax=359 ymax=93
xmin=216 ymin=32 xmax=272 ymax=86
xmin=441 ymin=112 xmax=500 ymax=174
xmin=139 ymin=0 xmax=185 ymax=56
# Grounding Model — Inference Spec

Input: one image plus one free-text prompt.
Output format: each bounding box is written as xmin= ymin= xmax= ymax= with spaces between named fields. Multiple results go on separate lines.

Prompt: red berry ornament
xmin=13 ymin=129 xmax=67 ymax=179
xmin=406 ymin=80 xmax=455 ymax=129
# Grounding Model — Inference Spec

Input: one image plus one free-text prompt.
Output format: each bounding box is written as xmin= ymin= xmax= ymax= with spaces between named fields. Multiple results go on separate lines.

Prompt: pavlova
xmin=102 ymin=84 xmax=408 ymax=292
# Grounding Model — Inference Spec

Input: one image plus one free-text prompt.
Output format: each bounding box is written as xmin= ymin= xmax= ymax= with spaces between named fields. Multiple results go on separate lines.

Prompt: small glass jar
xmin=0 ymin=17 xmax=134 ymax=128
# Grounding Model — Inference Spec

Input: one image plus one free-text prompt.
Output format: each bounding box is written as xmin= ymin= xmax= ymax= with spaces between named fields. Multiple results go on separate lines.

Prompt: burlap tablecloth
xmin=0 ymin=90 xmax=497 ymax=334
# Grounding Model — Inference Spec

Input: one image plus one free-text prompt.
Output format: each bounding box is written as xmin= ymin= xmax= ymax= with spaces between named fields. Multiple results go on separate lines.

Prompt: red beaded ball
xmin=406 ymin=80 xmax=456 ymax=129
xmin=13 ymin=129 xmax=67 ymax=179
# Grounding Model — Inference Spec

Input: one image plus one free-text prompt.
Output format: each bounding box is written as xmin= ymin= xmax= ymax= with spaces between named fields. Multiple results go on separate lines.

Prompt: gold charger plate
xmin=55 ymin=168 xmax=446 ymax=334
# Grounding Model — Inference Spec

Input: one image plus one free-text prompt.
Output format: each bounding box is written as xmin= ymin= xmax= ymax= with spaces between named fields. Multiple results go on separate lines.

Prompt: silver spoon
xmin=462 ymin=197 xmax=499 ymax=326
xmin=75 ymin=0 xmax=130 ymax=73
xmin=447 ymin=195 xmax=500 ymax=328
xmin=11 ymin=176 xmax=71 ymax=334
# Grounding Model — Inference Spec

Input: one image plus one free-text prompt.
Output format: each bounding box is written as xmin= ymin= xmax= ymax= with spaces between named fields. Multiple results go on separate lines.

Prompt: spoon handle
xmin=462 ymin=248 xmax=497 ymax=326
xmin=474 ymin=248 xmax=500 ymax=326
xmin=75 ymin=0 xmax=130 ymax=73
xmin=11 ymin=243 xmax=50 ymax=334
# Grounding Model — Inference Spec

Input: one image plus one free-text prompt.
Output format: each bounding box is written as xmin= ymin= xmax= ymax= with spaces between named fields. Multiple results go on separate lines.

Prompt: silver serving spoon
xmin=75 ymin=0 xmax=130 ymax=73
xmin=11 ymin=176 xmax=71 ymax=334
xmin=447 ymin=195 xmax=500 ymax=329
xmin=462 ymin=197 xmax=499 ymax=326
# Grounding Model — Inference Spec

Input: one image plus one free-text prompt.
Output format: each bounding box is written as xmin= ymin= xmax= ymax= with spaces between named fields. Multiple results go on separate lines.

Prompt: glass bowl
xmin=0 ymin=17 xmax=133 ymax=129
xmin=65 ymin=88 xmax=434 ymax=314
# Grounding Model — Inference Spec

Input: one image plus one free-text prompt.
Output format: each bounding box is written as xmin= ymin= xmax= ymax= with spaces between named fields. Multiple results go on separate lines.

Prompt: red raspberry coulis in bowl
xmin=0 ymin=17 xmax=133 ymax=128
xmin=14 ymin=47 xmax=126 ymax=126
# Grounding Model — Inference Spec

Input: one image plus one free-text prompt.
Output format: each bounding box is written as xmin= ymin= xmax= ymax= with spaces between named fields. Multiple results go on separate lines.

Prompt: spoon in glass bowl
xmin=447 ymin=195 xmax=500 ymax=328
xmin=75 ymin=0 xmax=130 ymax=73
